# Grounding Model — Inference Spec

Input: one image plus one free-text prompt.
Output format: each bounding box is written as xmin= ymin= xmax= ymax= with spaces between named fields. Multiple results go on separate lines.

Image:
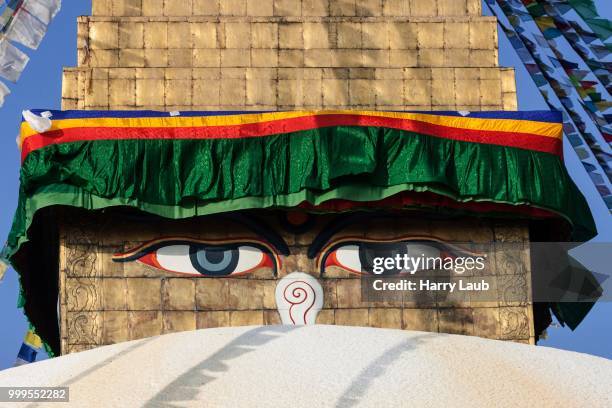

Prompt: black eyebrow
xmin=307 ymin=213 xmax=395 ymax=259
xmin=220 ymin=212 xmax=290 ymax=256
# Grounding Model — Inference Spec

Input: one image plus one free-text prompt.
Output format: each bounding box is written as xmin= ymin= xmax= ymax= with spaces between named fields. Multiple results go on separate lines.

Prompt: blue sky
xmin=0 ymin=1 xmax=610 ymax=370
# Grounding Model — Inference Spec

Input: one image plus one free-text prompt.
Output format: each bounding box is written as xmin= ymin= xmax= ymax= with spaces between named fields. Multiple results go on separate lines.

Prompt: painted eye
xmin=322 ymin=241 xmax=453 ymax=276
xmin=114 ymin=240 xmax=276 ymax=277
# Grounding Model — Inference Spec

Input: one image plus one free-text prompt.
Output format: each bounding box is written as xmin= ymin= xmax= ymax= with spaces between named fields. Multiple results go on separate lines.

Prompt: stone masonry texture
xmin=59 ymin=0 xmax=528 ymax=354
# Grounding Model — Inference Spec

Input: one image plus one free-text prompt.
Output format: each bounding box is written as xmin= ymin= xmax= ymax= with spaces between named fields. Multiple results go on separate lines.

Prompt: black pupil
xmin=189 ymin=246 xmax=239 ymax=276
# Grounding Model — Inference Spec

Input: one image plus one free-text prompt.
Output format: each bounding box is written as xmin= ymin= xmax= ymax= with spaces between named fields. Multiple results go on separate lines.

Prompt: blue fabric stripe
xmin=26 ymin=110 xmax=563 ymax=124
xmin=16 ymin=343 xmax=37 ymax=363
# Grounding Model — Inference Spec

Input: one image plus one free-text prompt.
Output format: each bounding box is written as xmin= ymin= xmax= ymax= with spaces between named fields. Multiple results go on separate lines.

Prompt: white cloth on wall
xmin=0 ymin=39 xmax=30 ymax=82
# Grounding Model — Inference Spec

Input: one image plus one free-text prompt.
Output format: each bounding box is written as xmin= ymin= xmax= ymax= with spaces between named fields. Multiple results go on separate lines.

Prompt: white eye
xmin=234 ymin=246 xmax=265 ymax=273
xmin=334 ymin=245 xmax=362 ymax=273
xmin=156 ymin=245 xmax=199 ymax=274
xmin=152 ymin=244 xmax=267 ymax=276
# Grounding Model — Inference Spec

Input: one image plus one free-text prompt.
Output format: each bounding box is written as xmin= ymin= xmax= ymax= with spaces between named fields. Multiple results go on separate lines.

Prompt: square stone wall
xmin=92 ymin=0 xmax=483 ymax=17
xmin=58 ymin=0 xmax=531 ymax=353
xmin=58 ymin=211 xmax=535 ymax=354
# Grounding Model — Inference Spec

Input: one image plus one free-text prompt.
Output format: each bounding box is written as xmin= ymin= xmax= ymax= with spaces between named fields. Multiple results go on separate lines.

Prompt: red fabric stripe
xmin=300 ymin=191 xmax=558 ymax=219
xmin=21 ymin=114 xmax=561 ymax=161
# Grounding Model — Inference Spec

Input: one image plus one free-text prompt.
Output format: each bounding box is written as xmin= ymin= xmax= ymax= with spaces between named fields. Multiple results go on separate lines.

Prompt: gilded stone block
xmin=220 ymin=0 xmax=247 ymax=16
xmin=193 ymin=0 xmax=220 ymax=15
xmin=473 ymin=307 xmax=500 ymax=339
xmin=228 ymin=279 xmax=264 ymax=310
xmin=349 ymin=79 xmax=374 ymax=105
xmin=119 ymin=49 xmax=145 ymax=67
xmin=163 ymin=279 xmax=196 ymax=310
xmin=417 ymin=23 xmax=444 ymax=49
xmin=142 ymin=0 xmax=163 ymax=16
xmin=480 ymin=78 xmax=502 ymax=106
xmin=193 ymin=78 xmax=220 ymax=105
xmin=144 ymin=49 xmax=168 ymax=67
xmin=336 ymin=278 xmax=368 ymax=308
xmin=335 ymin=309 xmax=368 ymax=326
xmin=404 ymin=79 xmax=431 ymax=106
xmin=144 ymin=22 xmax=168 ymax=49
xmin=197 ymin=311 xmax=230 ymax=328
xmin=224 ymin=23 xmax=251 ymax=49
xmin=251 ymin=49 xmax=279 ymax=67
xmin=192 ymin=22 xmax=218 ymax=48
xmin=279 ymin=23 xmax=304 ymax=49
xmin=62 ymin=71 xmax=79 ymax=99
xmin=274 ymin=0 xmax=301 ymax=16
xmin=127 ymin=278 xmax=161 ymax=310
xmin=470 ymin=49 xmax=497 ymax=67
xmin=247 ymin=0 xmax=273 ymax=16
xmin=438 ymin=308 xmax=474 ymax=336
xmin=388 ymin=23 xmax=417 ymax=49
xmin=102 ymin=311 xmax=128 ymax=344
xmin=376 ymin=79 xmax=404 ymax=106
xmin=264 ymin=310 xmax=282 ymax=325
xmin=230 ymin=311 xmax=264 ymax=326
xmin=163 ymin=311 xmax=197 ymax=334
xmin=113 ymin=0 xmax=142 ymax=16
xmin=167 ymin=49 xmax=193 ymax=67
xmin=303 ymin=23 xmax=331 ymax=49
xmin=167 ymin=22 xmax=191 ymax=49
xmin=196 ymin=279 xmax=229 ymax=310
xmin=322 ymin=79 xmax=349 ymax=106
xmin=432 ymin=78 xmax=456 ymax=106
xmin=165 ymin=79 xmax=192 ymax=106
xmin=503 ymin=93 xmax=518 ymax=111
xmin=278 ymin=50 xmax=304 ymax=67
xmin=90 ymin=22 xmax=119 ymax=49
xmin=330 ymin=0 xmax=356 ymax=16
xmin=164 ymin=0 xmax=192 ymax=16
xmin=443 ymin=49 xmax=471 ymax=67
xmin=369 ymin=308 xmax=402 ymax=329
xmin=221 ymin=49 xmax=251 ymax=67
xmin=444 ymin=22 xmax=469 ymax=49
xmin=418 ymin=49 xmax=444 ymax=67
xmin=102 ymin=278 xmax=127 ymax=310
xmin=128 ymin=311 xmax=162 ymax=340
xmin=402 ymin=308 xmax=439 ymax=332
xmin=363 ymin=22 xmax=389 ymax=49
xmin=193 ymin=49 xmax=221 ymax=67
xmin=316 ymin=309 xmax=335 ymax=324
xmin=246 ymin=77 xmax=276 ymax=105
xmin=410 ymin=0 xmax=437 ymax=16
xmin=467 ymin=0 xmax=482 ymax=15
xmin=337 ymin=23 xmax=362 ymax=49
xmin=251 ymin=23 xmax=278 ymax=48
xmin=220 ymin=78 xmax=246 ymax=105
xmin=438 ymin=0 xmax=468 ymax=16
xmin=469 ymin=21 xmax=495 ymax=49
xmin=302 ymin=0 xmax=329 ymax=16
xmin=119 ymin=22 xmax=143 ymax=49
xmin=456 ymin=79 xmax=481 ymax=106
xmin=92 ymin=0 xmax=112 ymax=15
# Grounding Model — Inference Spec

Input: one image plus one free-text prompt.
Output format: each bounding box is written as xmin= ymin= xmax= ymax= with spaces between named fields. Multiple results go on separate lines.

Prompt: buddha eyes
xmin=113 ymin=239 xmax=276 ymax=277
xmin=320 ymin=240 xmax=468 ymax=276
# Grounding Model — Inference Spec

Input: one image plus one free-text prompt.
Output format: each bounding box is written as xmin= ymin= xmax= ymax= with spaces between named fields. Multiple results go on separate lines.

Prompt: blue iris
xmin=189 ymin=246 xmax=239 ymax=276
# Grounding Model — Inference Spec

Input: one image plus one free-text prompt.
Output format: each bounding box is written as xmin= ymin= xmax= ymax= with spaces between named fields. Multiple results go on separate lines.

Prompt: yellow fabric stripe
xmin=20 ymin=110 xmax=563 ymax=141
xmin=24 ymin=330 xmax=43 ymax=349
